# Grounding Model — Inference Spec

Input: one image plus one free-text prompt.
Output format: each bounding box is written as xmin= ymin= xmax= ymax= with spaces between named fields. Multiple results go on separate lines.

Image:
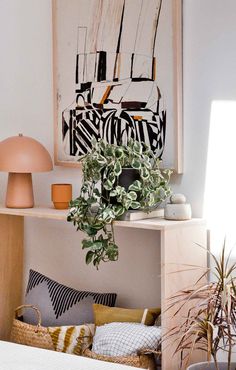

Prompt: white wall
xmin=177 ymin=0 xmax=236 ymax=218
xmin=0 ymin=0 xmax=236 ymax=308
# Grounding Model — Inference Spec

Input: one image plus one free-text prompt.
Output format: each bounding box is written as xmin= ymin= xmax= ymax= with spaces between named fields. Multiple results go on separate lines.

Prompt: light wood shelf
xmin=0 ymin=205 xmax=68 ymax=220
xmin=0 ymin=205 xmax=204 ymax=230
xmin=0 ymin=204 xmax=207 ymax=369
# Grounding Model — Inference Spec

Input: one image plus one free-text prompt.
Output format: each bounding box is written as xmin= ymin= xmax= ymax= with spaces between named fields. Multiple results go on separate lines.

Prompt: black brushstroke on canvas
xmin=62 ymin=0 xmax=166 ymax=160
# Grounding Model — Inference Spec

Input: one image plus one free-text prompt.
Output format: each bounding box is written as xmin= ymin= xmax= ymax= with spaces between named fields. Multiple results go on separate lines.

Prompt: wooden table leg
xmin=0 ymin=215 xmax=23 ymax=340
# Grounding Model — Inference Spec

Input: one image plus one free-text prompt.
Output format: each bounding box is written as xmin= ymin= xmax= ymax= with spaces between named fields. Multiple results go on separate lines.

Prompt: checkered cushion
xmin=92 ymin=322 xmax=161 ymax=357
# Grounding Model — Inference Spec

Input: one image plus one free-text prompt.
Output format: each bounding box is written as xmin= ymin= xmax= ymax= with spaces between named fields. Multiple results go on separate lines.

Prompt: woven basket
xmin=83 ymin=348 xmax=159 ymax=369
xmin=10 ymin=305 xmax=54 ymax=350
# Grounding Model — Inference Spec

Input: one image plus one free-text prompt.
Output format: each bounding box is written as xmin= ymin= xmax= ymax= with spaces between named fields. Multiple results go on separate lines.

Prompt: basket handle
xmin=14 ymin=304 xmax=42 ymax=332
xmin=137 ymin=348 xmax=162 ymax=357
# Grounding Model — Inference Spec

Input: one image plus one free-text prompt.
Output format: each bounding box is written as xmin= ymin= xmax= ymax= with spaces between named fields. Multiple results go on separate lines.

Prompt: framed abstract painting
xmin=52 ymin=0 xmax=183 ymax=173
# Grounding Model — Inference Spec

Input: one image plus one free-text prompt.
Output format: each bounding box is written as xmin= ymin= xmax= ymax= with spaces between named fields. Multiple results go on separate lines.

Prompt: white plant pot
xmin=187 ymin=362 xmax=236 ymax=370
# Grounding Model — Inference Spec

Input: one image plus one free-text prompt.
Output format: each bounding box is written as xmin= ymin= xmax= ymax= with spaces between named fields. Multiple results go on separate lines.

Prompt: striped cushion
xmin=24 ymin=270 xmax=117 ymax=326
xmin=48 ymin=324 xmax=95 ymax=355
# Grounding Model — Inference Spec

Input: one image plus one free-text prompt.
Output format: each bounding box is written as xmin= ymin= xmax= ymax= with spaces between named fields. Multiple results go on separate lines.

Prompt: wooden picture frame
xmin=52 ymin=0 xmax=183 ymax=173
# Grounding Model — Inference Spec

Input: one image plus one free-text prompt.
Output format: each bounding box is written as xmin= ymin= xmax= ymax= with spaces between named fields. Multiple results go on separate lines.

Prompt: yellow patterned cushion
xmin=48 ymin=324 xmax=95 ymax=355
xmin=93 ymin=304 xmax=161 ymax=326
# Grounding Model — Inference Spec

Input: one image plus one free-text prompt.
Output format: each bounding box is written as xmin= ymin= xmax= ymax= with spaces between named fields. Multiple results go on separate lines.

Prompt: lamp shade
xmin=0 ymin=134 xmax=53 ymax=172
xmin=0 ymin=134 xmax=53 ymax=208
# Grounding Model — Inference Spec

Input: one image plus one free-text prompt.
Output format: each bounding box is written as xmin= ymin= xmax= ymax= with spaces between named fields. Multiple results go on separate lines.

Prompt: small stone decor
xmin=164 ymin=193 xmax=192 ymax=220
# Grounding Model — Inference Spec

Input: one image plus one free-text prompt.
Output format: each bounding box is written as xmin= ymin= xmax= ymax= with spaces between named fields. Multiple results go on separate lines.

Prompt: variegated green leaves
xmin=67 ymin=139 xmax=172 ymax=268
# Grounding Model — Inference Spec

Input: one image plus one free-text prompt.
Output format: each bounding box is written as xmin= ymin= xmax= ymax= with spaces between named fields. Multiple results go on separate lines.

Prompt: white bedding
xmin=0 ymin=341 xmax=139 ymax=370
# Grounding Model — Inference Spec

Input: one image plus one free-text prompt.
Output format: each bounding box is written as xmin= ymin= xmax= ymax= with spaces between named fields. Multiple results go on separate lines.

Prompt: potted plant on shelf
xmin=166 ymin=240 xmax=236 ymax=370
xmin=67 ymin=138 xmax=172 ymax=268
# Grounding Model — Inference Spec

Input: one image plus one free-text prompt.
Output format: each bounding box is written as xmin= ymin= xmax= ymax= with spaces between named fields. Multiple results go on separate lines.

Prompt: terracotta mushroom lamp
xmin=0 ymin=134 xmax=53 ymax=208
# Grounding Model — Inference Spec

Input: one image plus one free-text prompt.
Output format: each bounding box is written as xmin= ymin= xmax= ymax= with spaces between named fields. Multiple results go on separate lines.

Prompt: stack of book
xmin=120 ymin=208 xmax=164 ymax=221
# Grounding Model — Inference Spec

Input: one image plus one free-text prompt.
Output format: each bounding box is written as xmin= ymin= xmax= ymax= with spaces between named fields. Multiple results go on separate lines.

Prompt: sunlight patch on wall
xmin=204 ymin=100 xmax=236 ymax=254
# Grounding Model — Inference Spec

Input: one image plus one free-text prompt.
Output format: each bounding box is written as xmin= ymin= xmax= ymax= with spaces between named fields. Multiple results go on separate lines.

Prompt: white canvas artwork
xmin=53 ymin=0 xmax=182 ymax=172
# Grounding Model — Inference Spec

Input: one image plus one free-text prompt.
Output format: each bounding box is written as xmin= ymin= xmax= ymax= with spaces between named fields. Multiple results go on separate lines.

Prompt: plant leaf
xmin=85 ymin=251 xmax=94 ymax=265
xmin=133 ymin=141 xmax=142 ymax=154
xmin=82 ymin=239 xmax=93 ymax=249
xmin=114 ymin=161 xmax=122 ymax=176
xmin=131 ymin=201 xmax=141 ymax=209
xmin=128 ymin=180 xmax=142 ymax=191
xmin=131 ymin=158 xmax=141 ymax=170
xmin=115 ymin=147 xmax=124 ymax=159
xmin=128 ymin=191 xmax=137 ymax=200
xmin=113 ymin=205 xmax=125 ymax=217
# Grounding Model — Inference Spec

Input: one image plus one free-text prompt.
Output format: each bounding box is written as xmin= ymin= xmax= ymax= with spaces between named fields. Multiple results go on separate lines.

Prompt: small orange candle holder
xmin=51 ymin=183 xmax=72 ymax=210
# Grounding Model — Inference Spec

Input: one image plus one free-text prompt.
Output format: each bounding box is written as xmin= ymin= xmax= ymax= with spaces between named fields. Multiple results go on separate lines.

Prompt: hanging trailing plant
xmin=67 ymin=138 xmax=172 ymax=268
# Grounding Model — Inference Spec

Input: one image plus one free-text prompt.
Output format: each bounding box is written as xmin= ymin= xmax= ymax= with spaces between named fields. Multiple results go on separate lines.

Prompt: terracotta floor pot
xmin=187 ymin=362 xmax=236 ymax=370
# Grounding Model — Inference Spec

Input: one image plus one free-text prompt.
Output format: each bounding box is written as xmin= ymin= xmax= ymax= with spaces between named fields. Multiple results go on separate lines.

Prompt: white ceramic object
xmin=170 ymin=193 xmax=186 ymax=204
xmin=164 ymin=193 xmax=192 ymax=220
xmin=187 ymin=362 xmax=236 ymax=370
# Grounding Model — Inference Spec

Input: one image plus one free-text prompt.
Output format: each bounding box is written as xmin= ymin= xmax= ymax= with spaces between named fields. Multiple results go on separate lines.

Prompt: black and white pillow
xmin=24 ymin=269 xmax=117 ymax=326
xmin=92 ymin=322 xmax=162 ymax=357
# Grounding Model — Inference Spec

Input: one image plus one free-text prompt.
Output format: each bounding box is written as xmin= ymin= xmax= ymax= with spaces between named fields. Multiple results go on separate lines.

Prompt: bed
xmin=0 ymin=340 xmax=140 ymax=370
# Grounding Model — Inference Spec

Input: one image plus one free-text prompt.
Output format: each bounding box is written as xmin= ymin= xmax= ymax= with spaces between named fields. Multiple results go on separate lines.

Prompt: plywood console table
xmin=0 ymin=206 xmax=207 ymax=370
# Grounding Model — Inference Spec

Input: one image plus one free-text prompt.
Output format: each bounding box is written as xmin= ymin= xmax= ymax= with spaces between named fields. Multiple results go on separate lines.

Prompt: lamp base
xmin=6 ymin=173 xmax=34 ymax=208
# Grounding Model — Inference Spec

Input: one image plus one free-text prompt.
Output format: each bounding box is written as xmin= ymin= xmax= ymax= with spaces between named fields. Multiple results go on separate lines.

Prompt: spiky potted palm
xmin=166 ymin=240 xmax=236 ymax=370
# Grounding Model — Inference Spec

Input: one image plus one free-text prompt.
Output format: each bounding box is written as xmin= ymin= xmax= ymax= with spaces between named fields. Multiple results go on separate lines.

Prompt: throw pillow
xmin=48 ymin=323 xmax=95 ymax=355
xmin=92 ymin=322 xmax=162 ymax=356
xmin=24 ymin=269 xmax=117 ymax=326
xmin=93 ymin=304 xmax=161 ymax=326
